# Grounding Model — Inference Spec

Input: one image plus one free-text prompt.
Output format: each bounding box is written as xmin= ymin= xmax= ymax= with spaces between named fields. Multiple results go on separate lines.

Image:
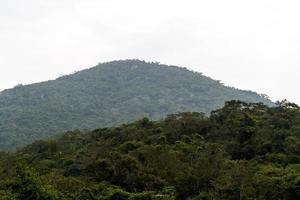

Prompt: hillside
xmin=0 ymin=101 xmax=298 ymax=199
xmin=0 ymin=60 xmax=272 ymax=149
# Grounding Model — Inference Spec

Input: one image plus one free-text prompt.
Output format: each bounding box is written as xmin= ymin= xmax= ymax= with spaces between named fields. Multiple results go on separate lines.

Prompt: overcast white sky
xmin=0 ymin=0 xmax=299 ymax=104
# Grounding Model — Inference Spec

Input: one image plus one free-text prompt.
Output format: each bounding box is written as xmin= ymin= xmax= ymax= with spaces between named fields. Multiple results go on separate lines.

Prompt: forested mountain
xmin=0 ymin=101 xmax=299 ymax=199
xmin=0 ymin=60 xmax=272 ymax=149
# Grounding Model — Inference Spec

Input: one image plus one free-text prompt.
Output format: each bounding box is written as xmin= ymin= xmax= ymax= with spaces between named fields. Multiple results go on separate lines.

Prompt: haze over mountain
xmin=0 ymin=60 xmax=272 ymax=149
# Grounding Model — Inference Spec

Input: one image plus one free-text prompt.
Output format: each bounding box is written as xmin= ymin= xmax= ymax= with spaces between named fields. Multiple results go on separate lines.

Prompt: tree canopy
xmin=0 ymin=100 xmax=298 ymax=199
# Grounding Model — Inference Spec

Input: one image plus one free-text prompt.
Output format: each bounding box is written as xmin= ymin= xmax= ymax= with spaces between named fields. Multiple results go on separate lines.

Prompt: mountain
xmin=0 ymin=101 xmax=299 ymax=199
xmin=0 ymin=60 xmax=272 ymax=149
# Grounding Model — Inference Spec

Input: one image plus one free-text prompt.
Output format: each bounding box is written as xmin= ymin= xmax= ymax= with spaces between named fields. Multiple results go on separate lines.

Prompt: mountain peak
xmin=0 ymin=60 xmax=272 ymax=149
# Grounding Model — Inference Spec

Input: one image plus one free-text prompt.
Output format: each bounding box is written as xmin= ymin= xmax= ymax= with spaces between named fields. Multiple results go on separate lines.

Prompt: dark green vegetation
xmin=0 ymin=100 xmax=299 ymax=199
xmin=0 ymin=60 xmax=272 ymax=149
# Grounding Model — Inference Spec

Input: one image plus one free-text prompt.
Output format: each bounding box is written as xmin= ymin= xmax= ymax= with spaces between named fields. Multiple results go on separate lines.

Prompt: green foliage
xmin=0 ymin=101 xmax=298 ymax=199
xmin=0 ymin=60 xmax=272 ymax=149
xmin=14 ymin=164 xmax=59 ymax=200
xmin=0 ymin=191 xmax=16 ymax=200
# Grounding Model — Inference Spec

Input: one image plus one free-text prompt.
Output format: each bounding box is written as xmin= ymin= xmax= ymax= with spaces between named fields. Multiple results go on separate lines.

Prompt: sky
xmin=0 ymin=0 xmax=299 ymax=104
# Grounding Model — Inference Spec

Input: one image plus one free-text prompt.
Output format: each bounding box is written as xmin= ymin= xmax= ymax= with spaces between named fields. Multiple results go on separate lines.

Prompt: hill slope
xmin=0 ymin=101 xmax=299 ymax=199
xmin=0 ymin=60 xmax=272 ymax=149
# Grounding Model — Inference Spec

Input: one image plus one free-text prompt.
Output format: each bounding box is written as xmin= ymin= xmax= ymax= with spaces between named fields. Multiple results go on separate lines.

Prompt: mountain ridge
xmin=0 ymin=59 xmax=273 ymax=149
xmin=0 ymin=59 xmax=268 ymax=97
